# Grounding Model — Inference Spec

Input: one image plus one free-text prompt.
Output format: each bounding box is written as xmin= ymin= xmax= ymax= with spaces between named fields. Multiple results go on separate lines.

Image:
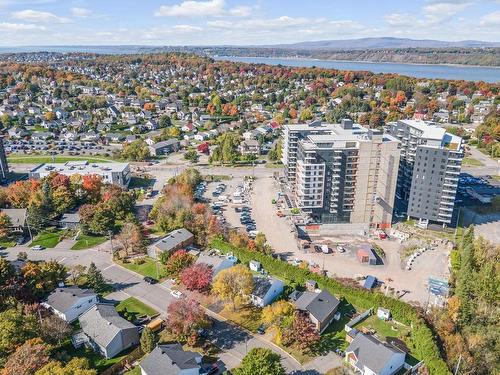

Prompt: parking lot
xmin=4 ymin=139 xmax=119 ymax=157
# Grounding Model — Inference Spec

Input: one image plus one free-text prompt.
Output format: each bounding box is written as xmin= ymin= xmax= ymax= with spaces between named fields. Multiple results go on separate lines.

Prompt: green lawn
xmin=129 ymin=176 xmax=155 ymax=189
xmin=0 ymin=239 xmax=16 ymax=247
xmin=116 ymin=297 xmax=158 ymax=320
xmin=353 ymin=315 xmax=410 ymax=341
xmin=462 ymin=157 xmax=483 ymax=167
xmin=31 ymin=230 xmax=64 ymax=248
xmin=124 ymin=367 xmax=141 ymax=375
xmin=71 ymin=234 xmax=107 ymax=250
xmin=117 ymin=257 xmax=168 ymax=279
xmin=219 ymin=306 xmax=263 ymax=333
xmin=7 ymin=155 xmax=112 ymax=164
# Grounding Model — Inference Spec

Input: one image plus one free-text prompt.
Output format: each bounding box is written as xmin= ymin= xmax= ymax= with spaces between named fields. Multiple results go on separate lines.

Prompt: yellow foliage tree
xmin=212 ymin=264 xmax=253 ymax=310
xmin=262 ymin=300 xmax=295 ymax=327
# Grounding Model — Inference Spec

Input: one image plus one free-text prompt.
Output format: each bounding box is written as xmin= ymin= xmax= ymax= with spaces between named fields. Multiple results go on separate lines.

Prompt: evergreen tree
xmin=140 ymin=327 xmax=157 ymax=353
xmin=86 ymin=262 xmax=106 ymax=293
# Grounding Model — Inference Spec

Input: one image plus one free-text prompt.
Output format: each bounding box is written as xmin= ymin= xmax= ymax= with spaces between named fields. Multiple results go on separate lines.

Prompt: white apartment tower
xmin=282 ymin=120 xmax=401 ymax=229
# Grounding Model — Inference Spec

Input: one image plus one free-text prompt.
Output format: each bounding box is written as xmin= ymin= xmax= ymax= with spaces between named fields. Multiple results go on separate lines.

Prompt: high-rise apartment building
xmin=282 ymin=120 xmax=401 ymax=229
xmin=0 ymin=136 xmax=9 ymax=183
xmin=388 ymin=120 xmax=463 ymax=226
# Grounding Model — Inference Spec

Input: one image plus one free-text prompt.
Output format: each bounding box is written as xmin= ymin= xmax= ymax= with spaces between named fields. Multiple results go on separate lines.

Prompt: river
xmin=214 ymin=56 xmax=500 ymax=83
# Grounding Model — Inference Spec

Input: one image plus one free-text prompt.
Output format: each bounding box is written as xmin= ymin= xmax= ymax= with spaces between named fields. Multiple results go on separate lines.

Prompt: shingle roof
xmin=151 ymin=228 xmax=193 ymax=252
xmin=79 ymin=304 xmax=137 ymax=348
xmin=2 ymin=208 xmax=27 ymax=227
xmin=290 ymin=290 xmax=340 ymax=323
xmin=44 ymin=286 xmax=96 ymax=313
xmin=140 ymin=344 xmax=202 ymax=375
xmin=346 ymin=332 xmax=403 ymax=374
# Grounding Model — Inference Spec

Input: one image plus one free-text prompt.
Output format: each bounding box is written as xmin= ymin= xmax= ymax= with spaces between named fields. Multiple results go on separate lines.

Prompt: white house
xmin=250 ymin=276 xmax=284 ymax=307
xmin=345 ymin=332 xmax=406 ymax=375
xmin=42 ymin=286 xmax=98 ymax=323
xmin=140 ymin=344 xmax=206 ymax=375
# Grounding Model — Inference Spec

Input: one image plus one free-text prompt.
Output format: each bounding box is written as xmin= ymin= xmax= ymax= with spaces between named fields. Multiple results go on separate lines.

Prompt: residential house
xmin=195 ymin=253 xmax=236 ymax=276
xmin=32 ymin=131 xmax=54 ymax=141
xmin=140 ymin=343 xmax=207 ymax=375
xmin=79 ymin=304 xmax=140 ymax=359
xmin=289 ymin=289 xmax=340 ymax=333
xmin=250 ymin=276 xmax=284 ymax=308
xmin=148 ymin=139 xmax=180 ymax=157
xmin=58 ymin=213 xmax=81 ymax=229
xmin=147 ymin=228 xmax=194 ymax=259
xmin=42 ymin=286 xmax=98 ymax=323
xmin=1 ymin=208 xmax=27 ymax=233
xmin=345 ymin=332 xmax=405 ymax=375
xmin=239 ymin=140 xmax=260 ymax=155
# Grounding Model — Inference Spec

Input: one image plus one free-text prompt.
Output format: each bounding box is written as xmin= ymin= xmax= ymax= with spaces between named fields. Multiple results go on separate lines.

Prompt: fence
xmin=101 ymin=346 xmax=144 ymax=375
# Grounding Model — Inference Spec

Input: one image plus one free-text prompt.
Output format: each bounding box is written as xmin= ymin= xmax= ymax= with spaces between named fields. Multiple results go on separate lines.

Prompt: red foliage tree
xmin=180 ymin=263 xmax=213 ymax=292
xmin=281 ymin=312 xmax=320 ymax=352
xmin=2 ymin=338 xmax=50 ymax=375
xmin=165 ymin=250 xmax=195 ymax=276
xmin=166 ymin=298 xmax=209 ymax=338
xmin=82 ymin=174 xmax=102 ymax=202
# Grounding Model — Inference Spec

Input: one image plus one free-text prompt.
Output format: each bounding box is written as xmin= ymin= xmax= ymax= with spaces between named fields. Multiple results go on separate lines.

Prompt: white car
xmin=336 ymin=245 xmax=346 ymax=253
xmin=30 ymin=245 xmax=45 ymax=251
xmin=170 ymin=290 xmax=184 ymax=299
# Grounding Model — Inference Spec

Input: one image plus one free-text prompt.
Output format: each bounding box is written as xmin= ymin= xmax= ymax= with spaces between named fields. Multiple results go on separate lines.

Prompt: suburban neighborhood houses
xmin=0 ymin=49 xmax=497 ymax=375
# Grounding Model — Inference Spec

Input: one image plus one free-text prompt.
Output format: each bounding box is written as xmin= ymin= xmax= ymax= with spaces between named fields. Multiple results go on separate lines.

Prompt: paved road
xmin=3 ymin=240 xmax=327 ymax=373
xmin=462 ymin=147 xmax=499 ymax=177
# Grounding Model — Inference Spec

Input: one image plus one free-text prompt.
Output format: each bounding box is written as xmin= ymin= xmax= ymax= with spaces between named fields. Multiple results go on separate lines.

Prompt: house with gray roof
xmin=289 ymin=289 xmax=340 ymax=333
xmin=195 ymin=253 xmax=236 ymax=276
xmin=148 ymin=139 xmax=180 ymax=156
xmin=250 ymin=276 xmax=284 ymax=307
xmin=140 ymin=343 xmax=208 ymax=375
xmin=79 ymin=304 xmax=139 ymax=358
xmin=42 ymin=286 xmax=98 ymax=323
xmin=1 ymin=208 xmax=27 ymax=233
xmin=345 ymin=332 xmax=405 ymax=375
xmin=147 ymin=228 xmax=194 ymax=259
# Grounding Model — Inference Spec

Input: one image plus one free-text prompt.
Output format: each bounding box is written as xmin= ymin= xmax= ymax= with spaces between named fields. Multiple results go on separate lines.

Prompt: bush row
xmin=212 ymin=238 xmax=450 ymax=375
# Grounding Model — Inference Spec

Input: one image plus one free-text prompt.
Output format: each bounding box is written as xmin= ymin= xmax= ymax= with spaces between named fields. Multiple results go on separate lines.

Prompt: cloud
xmin=0 ymin=22 xmax=45 ymax=31
xmin=11 ymin=9 xmax=70 ymax=23
xmin=172 ymin=24 xmax=202 ymax=32
xmin=384 ymin=13 xmax=413 ymax=27
xmin=155 ymin=0 xmax=225 ymax=17
xmin=480 ymin=10 xmax=500 ymax=25
xmin=422 ymin=1 xmax=471 ymax=24
xmin=71 ymin=7 xmax=92 ymax=18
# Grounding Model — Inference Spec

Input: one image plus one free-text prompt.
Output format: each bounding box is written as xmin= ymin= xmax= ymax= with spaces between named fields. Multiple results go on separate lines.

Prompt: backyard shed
xmin=357 ymin=244 xmax=377 ymax=265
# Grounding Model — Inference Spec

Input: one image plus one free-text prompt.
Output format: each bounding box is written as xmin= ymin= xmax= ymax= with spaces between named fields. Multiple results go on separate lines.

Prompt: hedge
xmin=212 ymin=238 xmax=450 ymax=375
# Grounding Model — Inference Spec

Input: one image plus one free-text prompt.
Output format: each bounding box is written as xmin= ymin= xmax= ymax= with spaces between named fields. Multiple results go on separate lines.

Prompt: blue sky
xmin=0 ymin=0 xmax=498 ymax=46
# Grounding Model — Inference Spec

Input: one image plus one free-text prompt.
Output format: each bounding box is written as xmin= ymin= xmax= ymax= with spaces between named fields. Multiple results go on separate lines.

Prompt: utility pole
xmin=108 ymin=230 xmax=114 ymax=256
xmin=454 ymin=354 xmax=462 ymax=375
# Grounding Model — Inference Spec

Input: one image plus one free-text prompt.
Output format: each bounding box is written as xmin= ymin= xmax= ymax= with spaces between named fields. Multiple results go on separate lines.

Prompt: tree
xmin=140 ymin=326 xmax=157 ymax=354
xmin=281 ymin=312 xmax=320 ymax=352
xmin=233 ymin=348 xmax=285 ymax=375
xmin=0 ymin=306 xmax=39 ymax=360
xmin=166 ymin=298 xmax=209 ymax=339
xmin=212 ymin=264 xmax=254 ymax=310
xmin=35 ymin=358 xmax=96 ymax=375
xmin=120 ymin=140 xmax=151 ymax=161
xmin=3 ymin=338 xmax=49 ymax=375
xmin=165 ymin=250 xmax=194 ymax=277
xmin=86 ymin=262 xmax=106 ymax=293
xmin=117 ymin=222 xmax=146 ymax=255
xmin=81 ymin=174 xmax=103 ymax=203
xmin=40 ymin=314 xmax=71 ymax=344
xmin=0 ymin=212 xmax=11 ymax=239
xmin=262 ymin=300 xmax=295 ymax=327
xmin=184 ymin=150 xmax=199 ymax=163
xmin=180 ymin=263 xmax=213 ymax=292
xmin=89 ymin=204 xmax=114 ymax=235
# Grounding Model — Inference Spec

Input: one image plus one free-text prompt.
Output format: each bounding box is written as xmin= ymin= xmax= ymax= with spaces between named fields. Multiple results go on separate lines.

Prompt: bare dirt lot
xmin=247 ymin=176 xmax=450 ymax=306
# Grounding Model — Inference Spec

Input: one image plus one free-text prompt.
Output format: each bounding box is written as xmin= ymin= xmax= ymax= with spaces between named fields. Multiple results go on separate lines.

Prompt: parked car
xmin=256 ymin=325 xmax=265 ymax=335
xmin=143 ymin=276 xmax=158 ymax=284
xmin=170 ymin=290 xmax=184 ymax=299
xmin=30 ymin=245 xmax=45 ymax=251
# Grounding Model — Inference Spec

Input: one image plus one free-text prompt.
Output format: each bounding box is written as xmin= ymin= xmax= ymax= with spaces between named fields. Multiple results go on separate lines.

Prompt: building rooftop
xmin=30 ymin=160 xmax=129 ymax=174
xmin=44 ymin=286 xmax=96 ymax=313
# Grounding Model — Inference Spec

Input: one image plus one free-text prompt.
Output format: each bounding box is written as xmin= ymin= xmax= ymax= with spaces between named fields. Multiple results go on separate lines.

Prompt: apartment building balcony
xmin=441 ymin=200 xmax=455 ymax=206
xmin=438 ymin=212 xmax=453 ymax=219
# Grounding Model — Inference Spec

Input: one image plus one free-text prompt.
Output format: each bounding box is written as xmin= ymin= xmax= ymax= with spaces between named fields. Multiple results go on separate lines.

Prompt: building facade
xmin=0 ymin=136 xmax=9 ymax=182
xmin=29 ymin=160 xmax=131 ymax=188
xmin=388 ymin=120 xmax=463 ymax=226
xmin=282 ymin=120 xmax=400 ymax=229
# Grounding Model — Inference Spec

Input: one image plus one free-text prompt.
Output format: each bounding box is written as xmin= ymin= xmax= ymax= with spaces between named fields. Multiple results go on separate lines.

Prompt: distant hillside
xmin=268 ymin=37 xmax=500 ymax=50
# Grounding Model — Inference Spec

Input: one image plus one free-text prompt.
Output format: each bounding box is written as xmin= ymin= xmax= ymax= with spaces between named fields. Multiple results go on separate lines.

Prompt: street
xmin=2 ymin=240 xmax=340 ymax=374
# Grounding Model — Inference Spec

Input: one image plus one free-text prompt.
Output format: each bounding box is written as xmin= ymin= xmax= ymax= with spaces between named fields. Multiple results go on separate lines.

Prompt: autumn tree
xmin=40 ymin=314 xmax=71 ymax=344
xmin=233 ymin=348 xmax=285 ymax=375
xmin=212 ymin=264 xmax=254 ymax=310
xmin=117 ymin=222 xmax=146 ymax=256
xmin=35 ymin=358 xmax=97 ymax=375
xmin=0 ymin=212 xmax=11 ymax=239
xmin=81 ymin=174 xmax=103 ymax=203
xmin=165 ymin=250 xmax=194 ymax=277
xmin=180 ymin=263 xmax=213 ymax=292
xmin=262 ymin=300 xmax=295 ymax=328
xmin=281 ymin=312 xmax=320 ymax=352
xmin=0 ymin=306 xmax=39 ymax=360
xmin=166 ymin=298 xmax=209 ymax=340
xmin=2 ymin=338 xmax=49 ymax=375
xmin=119 ymin=140 xmax=151 ymax=161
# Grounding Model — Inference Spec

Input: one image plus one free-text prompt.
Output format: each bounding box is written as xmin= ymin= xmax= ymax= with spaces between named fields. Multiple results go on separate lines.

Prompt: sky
xmin=0 ymin=0 xmax=499 ymax=46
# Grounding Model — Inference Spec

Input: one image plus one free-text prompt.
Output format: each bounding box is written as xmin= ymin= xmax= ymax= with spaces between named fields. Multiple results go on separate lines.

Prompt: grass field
xmin=7 ymin=155 xmax=112 ymax=164
xmin=71 ymin=234 xmax=107 ymax=250
xmin=31 ymin=230 xmax=64 ymax=248
xmin=219 ymin=305 xmax=262 ymax=333
xmin=117 ymin=257 xmax=168 ymax=280
xmin=462 ymin=157 xmax=483 ymax=167
xmin=353 ymin=315 xmax=410 ymax=341
xmin=116 ymin=297 xmax=158 ymax=319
